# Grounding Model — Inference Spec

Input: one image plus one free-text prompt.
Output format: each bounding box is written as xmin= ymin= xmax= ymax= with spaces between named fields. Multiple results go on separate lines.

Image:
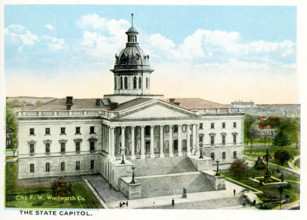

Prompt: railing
xmin=17 ymin=109 xmax=118 ymax=118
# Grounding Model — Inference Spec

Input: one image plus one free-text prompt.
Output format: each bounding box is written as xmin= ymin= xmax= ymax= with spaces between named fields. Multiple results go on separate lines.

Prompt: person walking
xmin=233 ymin=189 xmax=236 ymax=196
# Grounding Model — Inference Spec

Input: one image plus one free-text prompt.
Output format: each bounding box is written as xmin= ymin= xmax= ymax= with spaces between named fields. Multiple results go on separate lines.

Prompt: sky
xmin=4 ymin=5 xmax=298 ymax=104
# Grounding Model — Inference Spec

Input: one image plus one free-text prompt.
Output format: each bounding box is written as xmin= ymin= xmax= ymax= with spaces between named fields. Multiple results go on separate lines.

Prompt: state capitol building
xmin=17 ymin=20 xmax=245 ymax=198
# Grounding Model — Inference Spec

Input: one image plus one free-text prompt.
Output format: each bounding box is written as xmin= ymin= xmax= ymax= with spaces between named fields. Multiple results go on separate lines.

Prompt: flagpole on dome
xmin=131 ymin=13 xmax=134 ymax=27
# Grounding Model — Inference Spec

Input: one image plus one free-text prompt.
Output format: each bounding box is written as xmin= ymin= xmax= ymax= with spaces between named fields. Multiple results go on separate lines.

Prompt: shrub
xmin=274 ymin=150 xmax=291 ymax=166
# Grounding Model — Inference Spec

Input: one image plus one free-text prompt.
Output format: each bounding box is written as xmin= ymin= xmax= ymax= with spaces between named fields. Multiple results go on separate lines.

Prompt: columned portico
xmin=108 ymin=121 xmax=202 ymax=161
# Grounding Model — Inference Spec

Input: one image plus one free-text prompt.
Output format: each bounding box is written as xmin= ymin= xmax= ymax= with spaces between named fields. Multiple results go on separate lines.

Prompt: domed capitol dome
xmin=110 ymin=14 xmax=155 ymax=97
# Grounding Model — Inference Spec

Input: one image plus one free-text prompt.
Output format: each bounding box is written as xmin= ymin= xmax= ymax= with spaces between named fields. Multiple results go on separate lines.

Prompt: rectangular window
xmin=165 ymin=126 xmax=169 ymax=133
xmin=199 ymin=135 xmax=204 ymax=143
xmin=45 ymin=143 xmax=50 ymax=154
xmin=173 ymin=125 xmax=178 ymax=133
xmin=45 ymin=128 xmax=50 ymax=135
xmin=233 ymin=134 xmax=237 ymax=145
xmin=211 ymin=123 xmax=214 ymax=129
xmin=61 ymin=142 xmax=65 ymax=153
xmin=210 ymin=136 xmax=215 ymax=146
xmin=233 ymin=151 xmax=237 ymax=159
xmin=90 ymin=160 xmax=95 ymax=170
xmin=222 ymin=122 xmax=226 ymax=129
xmin=30 ymin=164 xmax=34 ymax=173
xmin=182 ymin=125 xmax=186 ymax=132
xmin=30 ymin=128 xmax=35 ymax=135
xmin=46 ymin=163 xmax=50 ymax=172
xmin=233 ymin=122 xmax=237 ymax=128
xmin=199 ymin=123 xmax=203 ymax=129
xmin=90 ymin=126 xmax=95 ymax=134
xmin=222 ymin=152 xmax=226 ymax=160
xmin=76 ymin=142 xmax=80 ymax=153
xmin=30 ymin=144 xmax=35 ymax=155
xmin=222 ymin=135 xmax=226 ymax=145
xmin=61 ymin=127 xmax=66 ymax=135
xmin=76 ymin=161 xmax=80 ymax=170
xmin=61 ymin=162 xmax=65 ymax=171
xmin=90 ymin=141 xmax=95 ymax=153
xmin=76 ymin=127 xmax=81 ymax=134
xmin=211 ymin=153 xmax=215 ymax=161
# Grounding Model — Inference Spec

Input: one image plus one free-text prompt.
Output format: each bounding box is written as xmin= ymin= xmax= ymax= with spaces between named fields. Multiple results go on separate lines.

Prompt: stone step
xmin=135 ymin=172 xmax=215 ymax=198
xmin=132 ymin=156 xmax=197 ymax=177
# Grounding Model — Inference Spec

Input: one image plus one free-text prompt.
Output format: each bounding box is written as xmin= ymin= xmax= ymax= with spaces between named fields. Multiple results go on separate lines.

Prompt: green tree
xmin=230 ymin=159 xmax=248 ymax=179
xmin=274 ymin=150 xmax=291 ymax=166
xmin=51 ymin=177 xmax=71 ymax=199
xmin=273 ymin=130 xmax=291 ymax=147
xmin=244 ymin=114 xmax=257 ymax=146
xmin=6 ymin=108 xmax=17 ymax=155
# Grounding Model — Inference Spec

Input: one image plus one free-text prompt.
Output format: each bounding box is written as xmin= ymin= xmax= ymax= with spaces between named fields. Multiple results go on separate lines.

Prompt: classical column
xmin=121 ymin=126 xmax=126 ymax=160
xmin=131 ymin=126 xmax=136 ymax=160
xmin=195 ymin=124 xmax=199 ymax=155
xmin=178 ymin=124 xmax=182 ymax=156
xmin=141 ymin=126 xmax=145 ymax=159
xmin=150 ymin=125 xmax=155 ymax=158
xmin=109 ymin=126 xmax=115 ymax=160
xmin=192 ymin=124 xmax=196 ymax=155
xmin=169 ymin=125 xmax=174 ymax=157
xmin=187 ymin=124 xmax=191 ymax=156
xmin=160 ymin=125 xmax=164 ymax=158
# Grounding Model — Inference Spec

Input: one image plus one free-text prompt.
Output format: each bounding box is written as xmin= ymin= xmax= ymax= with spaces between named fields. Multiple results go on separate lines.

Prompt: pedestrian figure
xmin=172 ymin=198 xmax=175 ymax=207
xmin=120 ymin=202 xmax=122 ymax=207
xmin=233 ymin=189 xmax=236 ymax=196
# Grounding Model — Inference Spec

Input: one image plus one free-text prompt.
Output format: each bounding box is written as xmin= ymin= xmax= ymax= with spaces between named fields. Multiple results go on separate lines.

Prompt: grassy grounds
xmin=221 ymin=168 xmax=299 ymax=209
xmin=243 ymin=145 xmax=298 ymax=167
xmin=5 ymin=162 xmax=100 ymax=209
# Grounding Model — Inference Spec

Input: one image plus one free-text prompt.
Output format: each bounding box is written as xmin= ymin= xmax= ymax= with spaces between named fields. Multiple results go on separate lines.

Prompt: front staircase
xmin=124 ymin=156 xmax=215 ymax=198
xmin=132 ymin=156 xmax=197 ymax=176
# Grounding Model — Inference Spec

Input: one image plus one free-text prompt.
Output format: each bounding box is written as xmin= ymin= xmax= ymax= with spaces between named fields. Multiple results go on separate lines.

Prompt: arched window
xmin=120 ymin=77 xmax=123 ymax=89
xmin=124 ymin=76 xmax=128 ymax=89
xmin=133 ymin=77 xmax=137 ymax=89
xmin=211 ymin=152 xmax=215 ymax=160
xmin=139 ymin=77 xmax=142 ymax=89
xmin=222 ymin=152 xmax=226 ymax=160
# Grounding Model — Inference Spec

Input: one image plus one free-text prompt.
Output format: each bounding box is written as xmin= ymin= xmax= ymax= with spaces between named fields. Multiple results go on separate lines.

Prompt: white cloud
xmin=77 ymin=14 xmax=107 ymax=31
xmin=76 ymin=14 xmax=130 ymax=64
xmin=5 ymin=24 xmax=39 ymax=46
xmin=42 ymin=36 xmax=66 ymax=51
xmin=143 ymin=29 xmax=295 ymax=64
xmin=45 ymin=24 xmax=54 ymax=31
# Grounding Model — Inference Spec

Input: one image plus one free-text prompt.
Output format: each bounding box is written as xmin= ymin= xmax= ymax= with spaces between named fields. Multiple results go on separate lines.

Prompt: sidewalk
xmin=87 ymin=176 xmax=253 ymax=209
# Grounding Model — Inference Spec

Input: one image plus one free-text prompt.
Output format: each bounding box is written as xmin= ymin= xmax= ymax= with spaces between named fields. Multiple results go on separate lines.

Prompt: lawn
xmin=243 ymin=145 xmax=299 ymax=166
xmin=221 ymin=167 xmax=299 ymax=209
xmin=5 ymin=162 xmax=100 ymax=209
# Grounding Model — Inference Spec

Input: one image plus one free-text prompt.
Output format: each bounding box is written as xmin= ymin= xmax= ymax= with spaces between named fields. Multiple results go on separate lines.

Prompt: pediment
xmin=115 ymin=101 xmax=198 ymax=120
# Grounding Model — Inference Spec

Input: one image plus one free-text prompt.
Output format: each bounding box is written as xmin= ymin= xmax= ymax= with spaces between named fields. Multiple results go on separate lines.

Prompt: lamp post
xmin=130 ymin=165 xmax=136 ymax=184
xmin=199 ymin=142 xmax=204 ymax=159
xmin=215 ymin=159 xmax=220 ymax=176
